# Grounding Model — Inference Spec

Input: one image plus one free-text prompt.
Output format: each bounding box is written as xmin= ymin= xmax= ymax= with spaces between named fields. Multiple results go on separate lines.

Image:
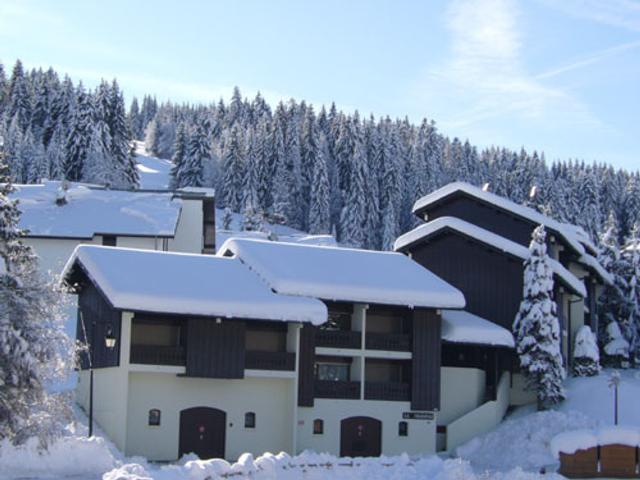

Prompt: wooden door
xmin=340 ymin=416 xmax=382 ymax=457
xmin=179 ymin=407 xmax=226 ymax=459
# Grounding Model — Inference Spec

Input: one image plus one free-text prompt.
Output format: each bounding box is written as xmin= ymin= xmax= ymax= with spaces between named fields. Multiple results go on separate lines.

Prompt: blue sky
xmin=1 ymin=0 xmax=639 ymax=170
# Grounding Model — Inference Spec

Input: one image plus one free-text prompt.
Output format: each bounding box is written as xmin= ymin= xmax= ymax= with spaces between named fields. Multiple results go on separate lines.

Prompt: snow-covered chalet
xmin=62 ymin=240 xmax=466 ymax=461
xmin=394 ymin=181 xmax=611 ymax=450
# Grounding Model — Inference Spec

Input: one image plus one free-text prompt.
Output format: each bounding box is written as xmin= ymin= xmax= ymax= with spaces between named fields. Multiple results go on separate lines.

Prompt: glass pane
xmin=317 ymin=363 xmax=349 ymax=381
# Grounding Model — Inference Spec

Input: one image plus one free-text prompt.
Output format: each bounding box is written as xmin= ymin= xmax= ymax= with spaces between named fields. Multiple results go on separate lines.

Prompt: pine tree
xmin=572 ymin=326 xmax=601 ymax=376
xmin=64 ymin=85 xmax=93 ymax=181
xmin=622 ymin=224 xmax=640 ymax=363
xmin=221 ymin=125 xmax=245 ymax=211
xmin=128 ymin=97 xmax=142 ymax=139
xmin=178 ymin=118 xmax=209 ymax=188
xmin=308 ymin=135 xmax=331 ymax=234
xmin=339 ymin=134 xmax=368 ymax=248
xmin=242 ymin=128 xmax=262 ymax=231
xmin=169 ymin=122 xmax=188 ymax=190
xmin=0 ymin=157 xmax=75 ymax=445
xmin=513 ymin=225 xmax=566 ymax=409
xmin=7 ymin=60 xmax=31 ymax=131
xmin=109 ymin=81 xmax=138 ymax=188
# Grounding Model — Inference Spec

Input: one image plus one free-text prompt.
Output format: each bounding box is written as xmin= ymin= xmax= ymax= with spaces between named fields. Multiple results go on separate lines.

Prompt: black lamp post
xmin=87 ymin=321 xmax=117 ymax=437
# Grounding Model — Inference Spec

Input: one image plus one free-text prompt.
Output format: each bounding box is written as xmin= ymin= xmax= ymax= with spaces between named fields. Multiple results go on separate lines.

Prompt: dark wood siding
xmin=418 ymin=194 xmax=537 ymax=247
xmin=409 ymin=232 xmax=523 ymax=330
xmin=185 ymin=318 xmax=245 ymax=378
xmin=298 ymin=324 xmax=316 ymax=407
xmin=411 ymin=309 xmax=440 ymax=411
xmin=76 ymin=283 xmax=121 ymax=369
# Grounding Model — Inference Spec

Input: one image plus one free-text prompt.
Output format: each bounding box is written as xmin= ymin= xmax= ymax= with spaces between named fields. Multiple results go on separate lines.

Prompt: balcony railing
xmin=315 ymin=380 xmax=361 ymax=399
xmin=365 ymin=332 xmax=411 ymax=351
xmin=245 ymin=350 xmax=295 ymax=371
xmin=364 ymin=382 xmax=410 ymax=401
xmin=316 ymin=329 xmax=361 ymax=349
xmin=130 ymin=345 xmax=185 ymax=366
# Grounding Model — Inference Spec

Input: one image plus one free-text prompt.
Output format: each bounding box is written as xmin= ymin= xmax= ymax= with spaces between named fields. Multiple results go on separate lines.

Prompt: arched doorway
xmin=340 ymin=416 xmax=382 ymax=457
xmin=179 ymin=407 xmax=226 ymax=459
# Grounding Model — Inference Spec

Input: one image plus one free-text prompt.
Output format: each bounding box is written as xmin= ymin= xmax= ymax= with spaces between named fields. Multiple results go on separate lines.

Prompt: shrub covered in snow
xmin=572 ymin=326 xmax=600 ymax=376
xmin=603 ymin=321 xmax=630 ymax=368
xmin=513 ymin=225 xmax=566 ymax=409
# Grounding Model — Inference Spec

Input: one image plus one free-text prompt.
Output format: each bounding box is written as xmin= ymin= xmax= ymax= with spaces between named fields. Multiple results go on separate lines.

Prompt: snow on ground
xmin=457 ymin=369 xmax=640 ymax=474
xmin=134 ymin=142 xmax=172 ymax=190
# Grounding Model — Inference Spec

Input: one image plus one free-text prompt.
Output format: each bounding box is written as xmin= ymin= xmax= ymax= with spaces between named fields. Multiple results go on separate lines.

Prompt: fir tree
xmin=0 ymin=157 xmax=75 ymax=445
xmin=339 ymin=135 xmax=368 ymax=248
xmin=169 ymin=123 xmax=188 ymax=190
xmin=513 ymin=225 xmax=566 ymax=409
xmin=179 ymin=118 xmax=209 ymax=188
xmin=308 ymin=135 xmax=331 ymax=234
xmin=64 ymin=85 xmax=93 ymax=181
xmin=221 ymin=125 xmax=245 ymax=211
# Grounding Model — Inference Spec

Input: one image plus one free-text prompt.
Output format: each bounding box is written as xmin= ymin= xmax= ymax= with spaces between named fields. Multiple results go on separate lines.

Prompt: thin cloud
xmin=537 ymin=0 xmax=640 ymax=33
xmin=536 ymin=40 xmax=640 ymax=80
xmin=412 ymin=0 xmax=601 ymax=132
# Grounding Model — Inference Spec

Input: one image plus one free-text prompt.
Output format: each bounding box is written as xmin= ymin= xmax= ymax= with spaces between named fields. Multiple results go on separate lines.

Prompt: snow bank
xmin=103 ymin=450 xmax=556 ymax=480
xmin=219 ymin=238 xmax=466 ymax=309
xmin=550 ymin=430 xmax=598 ymax=457
xmin=0 ymin=435 xmax=116 ymax=479
xmin=394 ymin=216 xmax=587 ymax=297
xmin=441 ymin=310 xmax=514 ymax=347
xmin=457 ymin=409 xmax=597 ymax=472
xmin=62 ymin=245 xmax=327 ymax=325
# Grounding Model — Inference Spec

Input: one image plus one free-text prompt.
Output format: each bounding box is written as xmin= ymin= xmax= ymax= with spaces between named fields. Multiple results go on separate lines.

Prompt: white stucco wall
xmin=438 ymin=367 xmax=486 ymax=425
xmin=76 ymin=312 xmax=131 ymax=452
xmin=445 ymin=371 xmax=510 ymax=451
xmin=115 ymin=236 xmax=160 ymax=250
xmin=169 ymin=199 xmax=203 ymax=253
xmin=125 ymin=373 xmax=294 ymax=461
xmin=296 ymin=399 xmax=436 ymax=456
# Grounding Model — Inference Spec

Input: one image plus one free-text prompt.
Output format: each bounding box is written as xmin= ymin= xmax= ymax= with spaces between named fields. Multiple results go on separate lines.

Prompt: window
xmin=398 ymin=421 xmax=408 ymax=437
xmin=316 ymin=363 xmax=350 ymax=382
xmin=203 ymin=198 xmax=216 ymax=250
xmin=148 ymin=409 xmax=161 ymax=426
xmin=313 ymin=419 xmax=324 ymax=435
xmin=102 ymin=235 xmax=117 ymax=247
xmin=245 ymin=412 xmax=256 ymax=428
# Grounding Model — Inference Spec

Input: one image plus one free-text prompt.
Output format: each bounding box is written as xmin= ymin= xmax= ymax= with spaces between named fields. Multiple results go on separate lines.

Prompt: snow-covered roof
xmin=12 ymin=181 xmax=181 ymax=239
xmin=219 ymin=238 xmax=466 ymax=309
xmin=412 ymin=182 xmax=586 ymax=256
xmin=394 ymin=216 xmax=587 ymax=297
xmin=441 ymin=310 xmax=515 ymax=348
xmin=579 ymin=252 xmax=613 ymax=285
xmin=562 ymin=223 xmax=598 ymax=255
xmin=62 ymin=245 xmax=327 ymax=325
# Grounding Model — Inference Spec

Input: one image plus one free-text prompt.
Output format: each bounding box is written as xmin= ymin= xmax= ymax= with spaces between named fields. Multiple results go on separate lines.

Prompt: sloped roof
xmin=218 ymin=238 xmax=466 ymax=309
xmin=11 ymin=181 xmax=181 ymax=239
xmin=441 ymin=310 xmax=515 ymax=348
xmin=62 ymin=245 xmax=327 ymax=325
xmin=411 ymin=182 xmax=586 ymax=256
xmin=394 ymin=216 xmax=587 ymax=297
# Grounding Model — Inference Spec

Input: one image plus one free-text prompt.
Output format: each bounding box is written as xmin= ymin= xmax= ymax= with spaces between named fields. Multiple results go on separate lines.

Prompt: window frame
xmin=398 ymin=421 xmax=408 ymax=437
xmin=148 ymin=408 xmax=161 ymax=427
xmin=244 ymin=411 xmax=256 ymax=429
xmin=313 ymin=419 xmax=324 ymax=435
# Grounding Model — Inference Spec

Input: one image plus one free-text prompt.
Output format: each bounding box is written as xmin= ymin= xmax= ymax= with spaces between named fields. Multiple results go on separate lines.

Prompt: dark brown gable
xmin=408 ymin=231 xmax=523 ymax=330
xmin=420 ymin=194 xmax=536 ymax=247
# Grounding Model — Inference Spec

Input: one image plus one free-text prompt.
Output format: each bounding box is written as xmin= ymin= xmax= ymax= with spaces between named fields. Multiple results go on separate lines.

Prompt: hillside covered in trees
xmin=1 ymin=59 xmax=639 ymax=251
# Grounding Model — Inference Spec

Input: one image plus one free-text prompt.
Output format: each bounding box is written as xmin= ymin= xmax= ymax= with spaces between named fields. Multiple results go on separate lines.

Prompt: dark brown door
xmin=340 ymin=416 xmax=382 ymax=457
xmin=179 ymin=407 xmax=226 ymax=459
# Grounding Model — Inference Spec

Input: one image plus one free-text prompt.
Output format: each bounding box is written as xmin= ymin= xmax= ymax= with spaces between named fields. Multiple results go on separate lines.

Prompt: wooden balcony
xmin=365 ymin=332 xmax=411 ymax=351
xmin=364 ymin=382 xmax=410 ymax=401
xmin=315 ymin=380 xmax=361 ymax=399
xmin=245 ymin=350 xmax=295 ymax=371
xmin=316 ymin=329 xmax=361 ymax=349
xmin=130 ymin=345 xmax=185 ymax=366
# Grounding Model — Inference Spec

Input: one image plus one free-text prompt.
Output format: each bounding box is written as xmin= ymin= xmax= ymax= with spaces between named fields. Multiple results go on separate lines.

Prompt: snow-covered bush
xmin=0 ymin=162 xmax=76 ymax=447
xmin=513 ymin=225 xmax=566 ymax=409
xmin=572 ymin=325 xmax=600 ymax=376
xmin=603 ymin=321 xmax=630 ymax=368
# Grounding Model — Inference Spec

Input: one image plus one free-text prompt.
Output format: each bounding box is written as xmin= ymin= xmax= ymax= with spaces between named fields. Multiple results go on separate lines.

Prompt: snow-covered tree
xmin=221 ymin=125 xmax=245 ymax=211
xmin=513 ymin=225 xmax=566 ymax=409
xmin=339 ymin=135 xmax=368 ymax=248
xmin=572 ymin=326 xmax=600 ymax=376
xmin=603 ymin=321 xmax=630 ymax=368
xmin=178 ymin=118 xmax=209 ymax=188
xmin=169 ymin=122 xmax=188 ymax=190
xmin=622 ymin=224 xmax=640 ymax=362
xmin=0 ymin=158 xmax=75 ymax=446
xmin=308 ymin=135 xmax=330 ymax=234
xmin=64 ymin=85 xmax=93 ymax=181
